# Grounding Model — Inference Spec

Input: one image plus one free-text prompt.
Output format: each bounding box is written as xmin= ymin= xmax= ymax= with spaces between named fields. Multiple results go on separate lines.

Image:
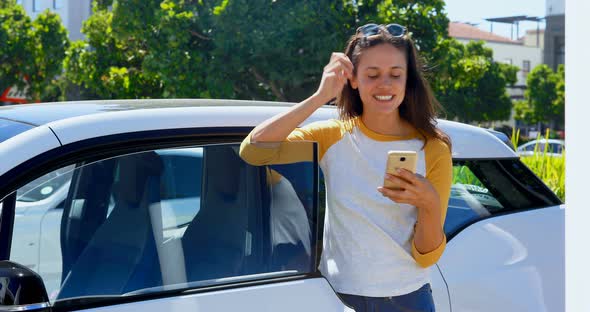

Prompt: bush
xmin=512 ymin=129 xmax=565 ymax=201
xmin=520 ymin=153 xmax=565 ymax=201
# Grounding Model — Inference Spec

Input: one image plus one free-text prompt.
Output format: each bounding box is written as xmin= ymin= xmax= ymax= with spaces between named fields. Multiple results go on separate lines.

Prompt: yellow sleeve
xmin=239 ymin=119 xmax=344 ymax=166
xmin=411 ymin=137 xmax=453 ymax=268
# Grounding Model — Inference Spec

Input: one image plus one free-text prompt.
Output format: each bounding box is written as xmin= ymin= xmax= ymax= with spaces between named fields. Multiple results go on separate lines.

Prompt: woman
xmin=240 ymin=23 xmax=452 ymax=312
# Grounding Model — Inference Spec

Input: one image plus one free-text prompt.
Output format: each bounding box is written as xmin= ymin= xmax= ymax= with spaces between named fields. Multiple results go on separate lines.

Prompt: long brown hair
xmin=336 ymin=26 xmax=451 ymax=150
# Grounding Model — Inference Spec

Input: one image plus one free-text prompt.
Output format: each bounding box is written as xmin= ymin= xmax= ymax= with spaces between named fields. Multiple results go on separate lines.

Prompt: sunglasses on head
xmin=356 ymin=23 xmax=407 ymax=38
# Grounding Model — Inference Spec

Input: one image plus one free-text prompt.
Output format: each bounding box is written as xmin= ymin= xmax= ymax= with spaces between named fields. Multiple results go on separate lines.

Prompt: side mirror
xmin=0 ymin=261 xmax=50 ymax=311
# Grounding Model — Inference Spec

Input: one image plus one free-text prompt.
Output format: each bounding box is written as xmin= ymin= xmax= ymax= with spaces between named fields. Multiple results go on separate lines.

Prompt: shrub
xmin=512 ymin=129 xmax=565 ymax=201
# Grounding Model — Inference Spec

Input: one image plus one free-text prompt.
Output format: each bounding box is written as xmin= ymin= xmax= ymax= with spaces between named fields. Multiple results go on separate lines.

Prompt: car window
xmin=539 ymin=143 xmax=547 ymax=152
xmin=156 ymin=148 xmax=203 ymax=230
xmin=444 ymin=159 xmax=561 ymax=236
xmin=524 ymin=143 xmax=537 ymax=152
xmin=445 ymin=165 xmax=498 ymax=234
xmin=8 ymin=142 xmax=319 ymax=304
xmin=548 ymin=143 xmax=563 ymax=154
xmin=16 ymin=165 xmax=75 ymax=203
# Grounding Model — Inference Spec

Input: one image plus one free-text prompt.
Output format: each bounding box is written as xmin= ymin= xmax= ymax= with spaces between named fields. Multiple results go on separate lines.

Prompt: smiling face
xmin=349 ymin=43 xmax=407 ymax=117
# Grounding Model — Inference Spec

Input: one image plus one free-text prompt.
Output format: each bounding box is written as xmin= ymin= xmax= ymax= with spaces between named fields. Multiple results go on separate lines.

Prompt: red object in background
xmin=556 ymin=130 xmax=565 ymax=139
xmin=0 ymin=85 xmax=36 ymax=104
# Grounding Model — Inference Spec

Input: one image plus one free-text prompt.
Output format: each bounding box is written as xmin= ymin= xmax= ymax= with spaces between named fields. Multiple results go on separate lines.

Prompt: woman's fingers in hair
xmin=328 ymin=52 xmax=353 ymax=78
xmin=325 ymin=61 xmax=352 ymax=79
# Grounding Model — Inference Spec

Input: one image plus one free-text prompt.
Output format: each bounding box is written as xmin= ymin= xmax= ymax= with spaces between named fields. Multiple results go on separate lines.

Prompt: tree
xmin=515 ymin=64 xmax=564 ymax=128
xmin=64 ymin=0 xmax=450 ymax=101
xmin=430 ymin=39 xmax=518 ymax=123
xmin=64 ymin=0 xmax=516 ymax=126
xmin=0 ymin=0 xmax=69 ymax=102
xmin=63 ymin=3 xmax=163 ymax=99
xmin=363 ymin=0 xmax=449 ymax=56
xmin=204 ymin=0 xmax=450 ymax=101
xmin=513 ymin=99 xmax=536 ymax=125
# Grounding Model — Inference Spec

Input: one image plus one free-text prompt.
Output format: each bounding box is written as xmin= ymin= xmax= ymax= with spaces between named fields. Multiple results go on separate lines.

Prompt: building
xmin=449 ymin=22 xmax=543 ymax=101
xmin=523 ymin=29 xmax=545 ymax=48
xmin=16 ymin=0 xmax=93 ymax=41
xmin=544 ymin=0 xmax=565 ymax=70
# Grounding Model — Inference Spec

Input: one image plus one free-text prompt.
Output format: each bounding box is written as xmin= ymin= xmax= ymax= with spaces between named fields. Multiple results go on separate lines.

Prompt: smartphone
xmin=383 ymin=151 xmax=417 ymax=190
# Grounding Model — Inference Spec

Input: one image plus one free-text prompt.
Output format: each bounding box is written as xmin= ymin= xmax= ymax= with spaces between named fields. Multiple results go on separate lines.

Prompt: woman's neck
xmin=360 ymin=111 xmax=412 ymax=136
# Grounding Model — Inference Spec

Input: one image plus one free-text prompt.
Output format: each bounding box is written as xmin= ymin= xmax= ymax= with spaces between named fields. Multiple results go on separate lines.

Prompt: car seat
xmin=57 ymin=152 xmax=163 ymax=299
xmin=181 ymin=145 xmax=254 ymax=282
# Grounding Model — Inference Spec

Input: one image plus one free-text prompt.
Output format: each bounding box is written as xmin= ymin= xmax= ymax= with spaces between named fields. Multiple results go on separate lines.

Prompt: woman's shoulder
xmin=423 ymin=131 xmax=452 ymax=155
xmin=303 ymin=118 xmax=354 ymax=133
xmin=305 ymin=118 xmax=342 ymax=128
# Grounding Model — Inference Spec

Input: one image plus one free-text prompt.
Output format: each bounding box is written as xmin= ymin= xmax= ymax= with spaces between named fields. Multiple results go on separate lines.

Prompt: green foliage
xmin=63 ymin=0 xmax=452 ymax=101
xmin=521 ymin=155 xmax=565 ymax=201
xmin=64 ymin=4 xmax=162 ymax=99
xmin=0 ymin=0 xmax=69 ymax=101
xmin=431 ymin=40 xmax=518 ymax=123
xmin=0 ymin=1 xmax=35 ymax=94
xmin=196 ymin=0 xmax=357 ymax=101
xmin=30 ymin=10 xmax=70 ymax=101
xmin=517 ymin=130 xmax=565 ymax=201
xmin=516 ymin=64 xmax=565 ymax=128
xmin=514 ymin=99 xmax=536 ymax=124
xmin=510 ymin=127 xmax=520 ymax=150
xmin=59 ymin=0 xmax=517 ymax=121
xmin=452 ymin=165 xmax=484 ymax=188
xmin=364 ymin=0 xmax=449 ymax=55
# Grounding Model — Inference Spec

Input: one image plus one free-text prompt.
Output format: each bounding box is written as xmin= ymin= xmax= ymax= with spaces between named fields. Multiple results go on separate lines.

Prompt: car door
xmin=0 ymin=131 xmax=353 ymax=312
xmin=439 ymin=159 xmax=564 ymax=311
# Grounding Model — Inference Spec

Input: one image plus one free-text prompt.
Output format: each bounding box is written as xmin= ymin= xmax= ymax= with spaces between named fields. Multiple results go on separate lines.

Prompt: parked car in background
xmin=0 ymin=99 xmax=564 ymax=312
xmin=517 ymin=139 xmax=565 ymax=157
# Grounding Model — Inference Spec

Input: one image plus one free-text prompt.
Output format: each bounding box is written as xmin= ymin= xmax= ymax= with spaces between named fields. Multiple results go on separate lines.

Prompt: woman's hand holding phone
xmin=378 ymin=151 xmax=440 ymax=215
xmin=378 ymin=169 xmax=441 ymax=215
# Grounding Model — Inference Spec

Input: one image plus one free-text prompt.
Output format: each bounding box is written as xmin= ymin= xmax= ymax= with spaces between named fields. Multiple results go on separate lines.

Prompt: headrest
xmin=112 ymin=151 xmax=163 ymax=207
xmin=203 ymin=145 xmax=243 ymax=202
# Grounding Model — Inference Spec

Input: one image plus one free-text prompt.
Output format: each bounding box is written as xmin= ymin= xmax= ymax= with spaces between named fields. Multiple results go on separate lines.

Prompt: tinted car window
xmin=548 ymin=143 xmax=563 ymax=154
xmin=446 ymin=165 xmax=499 ymax=234
xmin=445 ymin=159 xmax=561 ymax=236
xmin=9 ymin=142 xmax=318 ymax=304
xmin=524 ymin=144 xmax=537 ymax=152
xmin=157 ymin=149 xmax=203 ymax=230
xmin=16 ymin=165 xmax=74 ymax=202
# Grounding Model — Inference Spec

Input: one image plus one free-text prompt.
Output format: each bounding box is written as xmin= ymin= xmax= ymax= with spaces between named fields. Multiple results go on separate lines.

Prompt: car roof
xmin=0 ymin=99 xmax=516 ymax=176
xmin=0 ymin=99 xmax=296 ymax=126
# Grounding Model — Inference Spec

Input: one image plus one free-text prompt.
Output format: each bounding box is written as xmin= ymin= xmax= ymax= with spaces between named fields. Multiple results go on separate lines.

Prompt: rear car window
xmin=445 ymin=158 xmax=562 ymax=237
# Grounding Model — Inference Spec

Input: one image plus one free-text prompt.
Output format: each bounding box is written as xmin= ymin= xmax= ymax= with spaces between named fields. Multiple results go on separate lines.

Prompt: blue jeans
xmin=337 ymin=284 xmax=435 ymax=312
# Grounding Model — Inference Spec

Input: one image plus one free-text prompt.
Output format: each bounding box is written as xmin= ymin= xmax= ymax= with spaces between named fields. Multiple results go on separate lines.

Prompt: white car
xmin=0 ymin=99 xmax=564 ymax=311
xmin=517 ymin=138 xmax=565 ymax=157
